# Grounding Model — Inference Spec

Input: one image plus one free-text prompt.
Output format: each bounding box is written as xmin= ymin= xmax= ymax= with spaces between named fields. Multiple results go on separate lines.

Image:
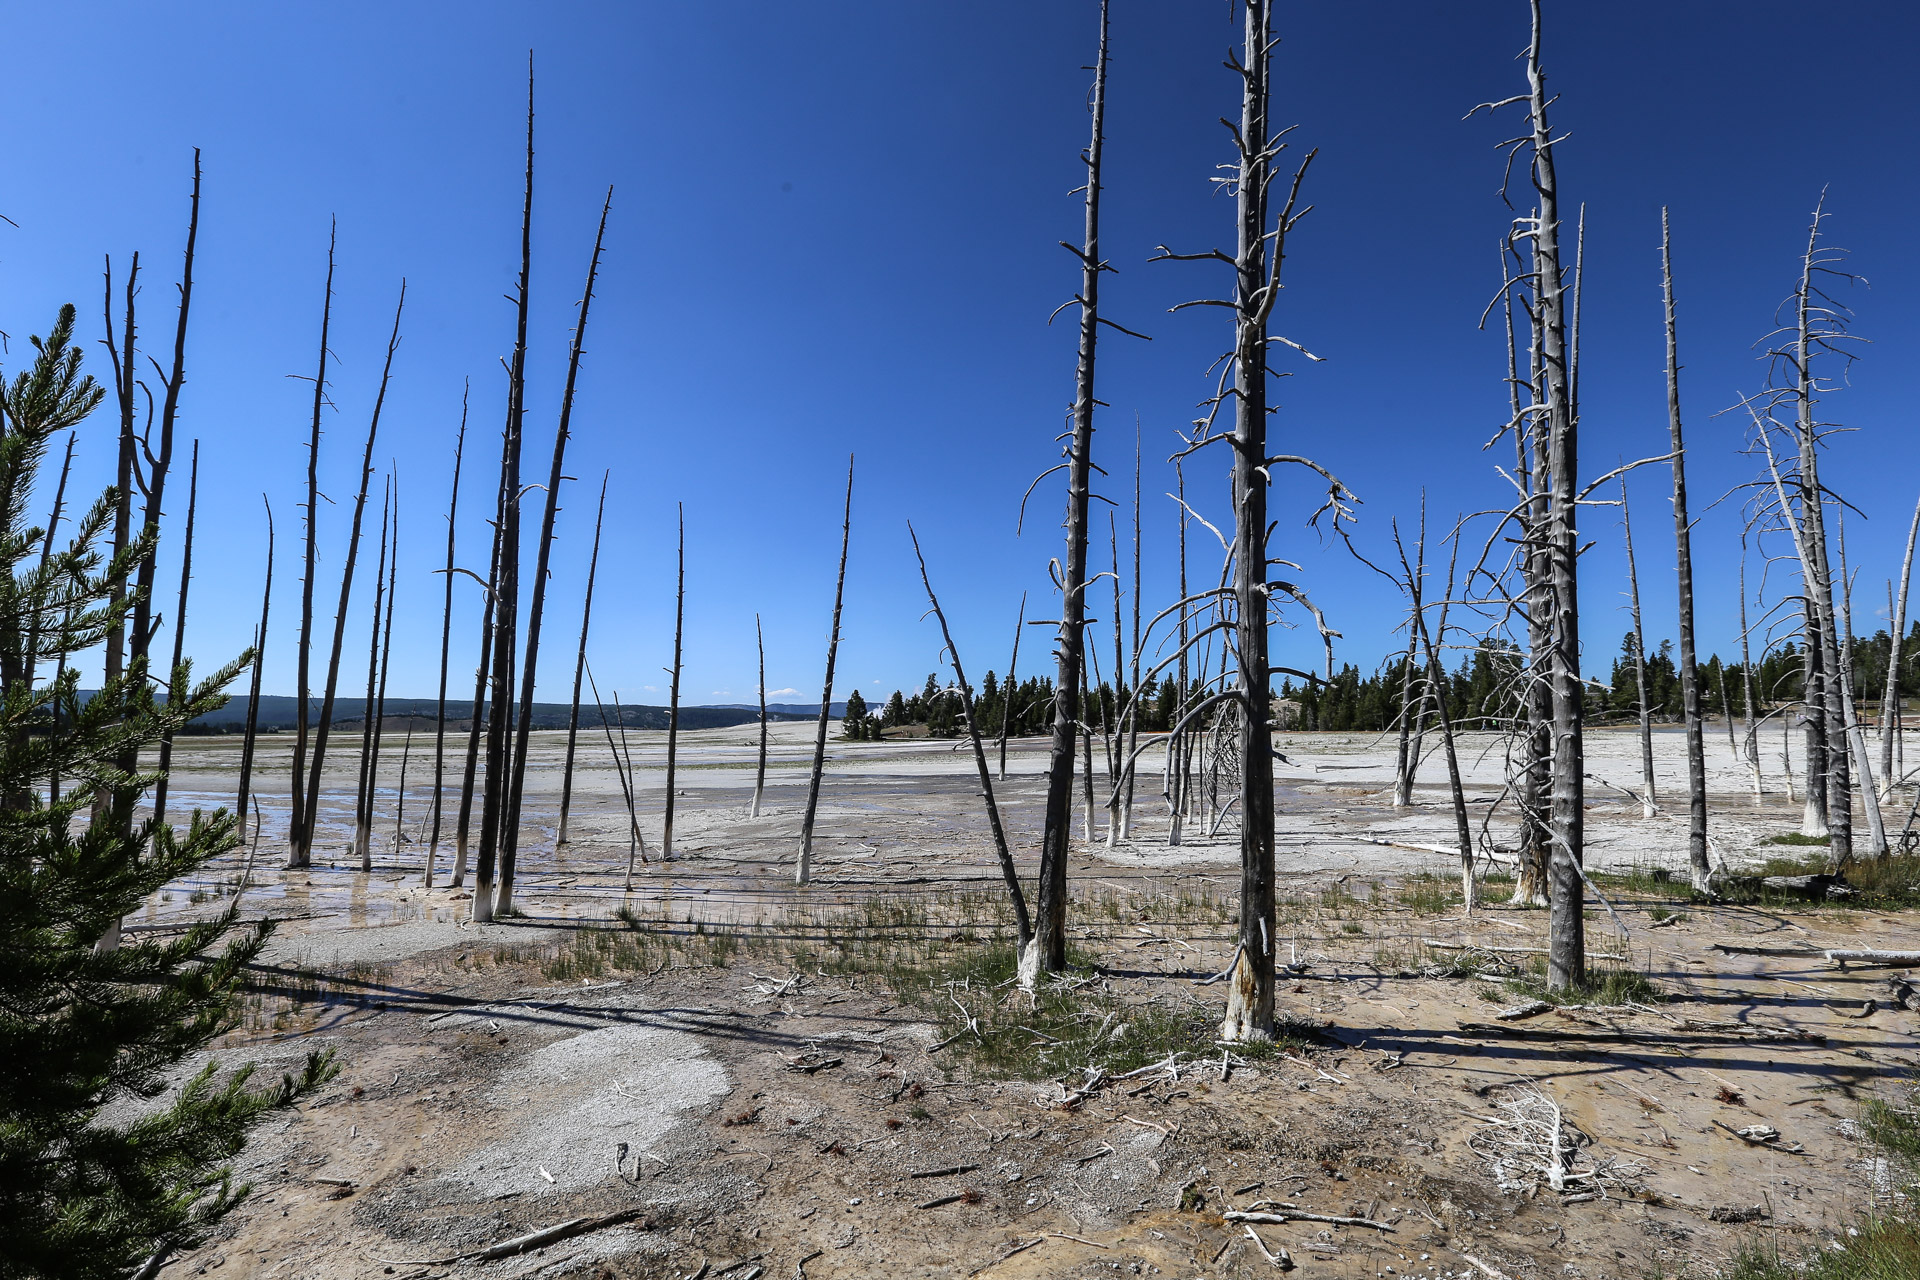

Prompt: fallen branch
xmin=1825 ymin=949 xmax=1920 ymax=969
xmin=966 ymin=1238 xmax=1043 ymax=1276
xmin=1424 ymin=939 xmax=1626 ymax=960
xmin=909 ymin=1163 xmax=981 ymax=1179
xmin=1224 ymin=1210 xmax=1395 ymax=1233
xmin=369 ymin=1209 xmax=644 ymax=1265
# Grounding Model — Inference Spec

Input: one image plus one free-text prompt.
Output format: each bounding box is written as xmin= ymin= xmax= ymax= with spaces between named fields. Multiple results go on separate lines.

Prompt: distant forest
xmin=844 ymin=622 xmax=1920 ymax=741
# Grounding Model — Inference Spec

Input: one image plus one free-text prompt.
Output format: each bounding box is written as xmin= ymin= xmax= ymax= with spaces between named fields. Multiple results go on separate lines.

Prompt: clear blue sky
xmin=4 ymin=2 xmax=1918 ymax=707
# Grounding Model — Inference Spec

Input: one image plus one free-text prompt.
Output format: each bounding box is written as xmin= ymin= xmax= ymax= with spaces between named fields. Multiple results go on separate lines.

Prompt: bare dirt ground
xmin=138 ymin=721 xmax=1920 ymax=1279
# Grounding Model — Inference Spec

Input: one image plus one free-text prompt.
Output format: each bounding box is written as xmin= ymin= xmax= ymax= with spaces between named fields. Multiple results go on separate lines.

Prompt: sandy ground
xmin=128 ymin=720 xmax=1920 ymax=1279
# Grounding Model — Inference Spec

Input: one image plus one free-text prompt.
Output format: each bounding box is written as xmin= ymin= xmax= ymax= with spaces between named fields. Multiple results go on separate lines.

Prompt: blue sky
xmin=4 ymin=2 xmax=1918 ymax=707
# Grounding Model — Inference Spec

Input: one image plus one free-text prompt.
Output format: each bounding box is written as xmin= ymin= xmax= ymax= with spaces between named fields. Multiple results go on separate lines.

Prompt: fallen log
xmin=370 ymin=1209 xmax=644 ymax=1266
xmin=1224 ymin=1209 xmax=1395 ymax=1233
xmin=1825 ymin=949 xmax=1920 ymax=969
xmin=1424 ymin=939 xmax=1626 ymax=961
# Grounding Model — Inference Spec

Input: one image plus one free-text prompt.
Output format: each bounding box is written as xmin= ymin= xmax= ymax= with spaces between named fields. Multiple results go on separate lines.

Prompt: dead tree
xmin=452 ymin=427 xmax=507 ymax=888
xmin=1738 ymin=549 xmax=1764 ymax=800
xmin=1390 ymin=632 xmax=1422 ymax=807
xmin=1153 ymin=0 xmax=1330 ymax=1037
xmin=499 ymin=186 xmax=612 ymax=916
xmin=1620 ymin=479 xmax=1657 ymax=818
xmin=150 ymin=439 xmax=199 ymax=827
xmin=427 ymin=384 xmax=468 ymax=885
xmin=797 ymin=457 xmax=853 ymax=885
xmin=1834 ymin=515 xmax=1889 ymax=855
xmin=1661 ymin=209 xmax=1711 ymax=892
xmin=354 ymin=478 xmax=393 ymax=871
xmin=302 ymin=283 xmax=405 ymax=866
xmin=289 ymin=226 xmax=336 ymax=870
xmin=1030 ymin=0 xmax=1114 ymax=984
xmin=1878 ymin=488 xmax=1920 ymax=799
xmin=99 ymin=250 xmax=140 ymax=770
xmin=558 ymin=473 xmax=609 ymax=844
xmin=24 ymin=433 xmax=76 ymax=692
xmin=996 ymin=592 xmax=1025 ymax=781
xmin=1122 ymin=426 xmax=1142 ymax=838
xmin=395 ymin=722 xmax=414 ymax=845
xmin=473 ymin=70 xmax=535 ymax=925
xmin=373 ymin=500 xmax=399 ymax=854
xmin=662 ymin=504 xmax=685 ymax=861
xmin=586 ymin=661 xmax=646 ymax=883
xmin=1471 ymin=0 xmax=1584 ymax=989
xmin=235 ymin=496 xmax=273 ymax=845
xmin=751 ymin=612 xmax=769 ymax=817
xmin=909 ymin=523 xmax=1032 ymax=947
xmin=1396 ymin=517 xmax=1476 ymax=910
xmin=1168 ymin=461 xmax=1191 ymax=843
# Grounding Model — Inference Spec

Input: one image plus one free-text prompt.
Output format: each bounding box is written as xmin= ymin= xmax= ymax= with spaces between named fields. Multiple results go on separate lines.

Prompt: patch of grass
xmin=1395 ymin=872 xmax=1458 ymax=916
xmin=1647 ymin=904 xmax=1689 ymax=925
xmin=1591 ymin=863 xmax=1678 ymax=895
xmin=1502 ymin=959 xmax=1664 ymax=1006
xmin=1761 ymin=831 xmax=1832 ymax=847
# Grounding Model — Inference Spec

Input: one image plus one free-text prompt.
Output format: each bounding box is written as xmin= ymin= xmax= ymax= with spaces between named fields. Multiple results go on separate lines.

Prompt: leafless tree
xmin=558 ymin=473 xmax=609 ymax=844
xmin=1030 ymin=0 xmax=1115 ymax=986
xmin=473 ymin=69 xmax=536 ymax=925
xmin=1879 ymin=489 xmax=1920 ymax=800
xmin=797 ymin=457 xmax=853 ymax=886
xmin=499 ymin=186 xmax=612 ymax=916
xmin=909 ymin=523 xmax=1032 ymax=948
xmin=302 ymin=283 xmax=405 ymax=867
xmin=354 ymin=478 xmax=393 ymax=871
xmin=1619 ymin=479 xmax=1657 ymax=819
xmin=996 ymin=592 xmax=1025 ymax=781
xmin=663 ymin=504 xmax=685 ymax=861
xmin=751 ymin=612 xmax=769 ymax=817
xmin=452 ymin=426 xmax=507 ymax=888
xmin=586 ymin=660 xmax=646 ymax=884
xmin=1661 ymin=209 xmax=1711 ymax=892
xmin=150 ymin=439 xmax=199 ymax=827
xmin=427 ymin=384 xmax=468 ymax=886
xmin=289 ymin=226 xmax=335 ymax=870
xmin=236 ymin=497 xmax=273 ymax=844
xmin=1147 ymin=0 xmax=1340 ymax=1035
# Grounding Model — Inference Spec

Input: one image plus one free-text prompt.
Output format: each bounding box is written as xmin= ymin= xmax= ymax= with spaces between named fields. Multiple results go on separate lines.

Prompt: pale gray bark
xmin=426 ymin=384 xmax=468 ymax=885
xmin=558 ymin=474 xmax=608 ymax=844
xmin=1620 ymin=480 xmax=1657 ymax=819
xmin=1878 ymin=490 xmax=1920 ymax=800
xmin=797 ymin=458 xmax=853 ymax=885
xmin=996 ymin=592 xmax=1025 ymax=782
xmin=354 ymin=479 xmax=392 ymax=871
xmin=662 ymin=505 xmax=684 ymax=861
xmin=750 ymin=611 xmax=768 ymax=817
xmin=1661 ymin=210 xmax=1711 ymax=891
xmin=909 ymin=523 xmax=1032 ymax=946
xmin=290 ymin=231 xmax=334 ymax=870
xmin=236 ymin=497 xmax=273 ymax=845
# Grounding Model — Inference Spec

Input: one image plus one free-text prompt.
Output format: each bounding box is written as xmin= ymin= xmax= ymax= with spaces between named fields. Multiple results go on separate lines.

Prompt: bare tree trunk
xmin=427 ymin=385 xmax=468 ymax=885
xmin=1031 ymin=0 xmax=1111 ymax=986
xmin=371 ymin=488 xmax=399 ymax=857
xmin=24 ymin=433 xmax=76 ymax=693
xmin=236 ymin=497 xmax=274 ymax=844
xmin=453 ymin=450 xmax=504 ymax=889
xmin=996 ymin=592 xmax=1025 ymax=782
xmin=612 ymin=691 xmax=647 ymax=879
xmin=1879 ymin=489 xmax=1920 ymax=800
xmin=586 ymin=662 xmax=646 ymax=883
xmin=290 ymin=228 xmax=335 ymax=870
xmin=1169 ymin=461 xmax=1190 ymax=844
xmin=1620 ymin=480 xmax=1657 ymax=818
xmin=1835 ymin=516 xmax=1888 ymax=857
xmin=1801 ymin=612 xmax=1830 ymax=834
xmin=1508 ymin=234 xmax=1551 ymax=908
xmin=1739 ymin=552 xmax=1764 ymax=801
xmin=1391 ymin=632 xmax=1420 ymax=807
xmin=751 ymin=611 xmax=769 ymax=817
xmin=151 ymin=439 xmax=199 ymax=827
xmin=499 ymin=187 xmax=611 ymax=916
xmin=1399 ymin=520 xmax=1476 ymax=910
xmin=797 ymin=459 xmax=853 ymax=885
xmin=1515 ymin=0 xmax=1586 ymax=992
xmin=662 ymin=504 xmax=684 ymax=861
xmin=1122 ymin=426 xmax=1142 ymax=839
xmin=1105 ymin=512 xmax=1124 ymax=847
xmin=473 ymin=71 xmax=535 ymax=925
xmin=909 ymin=523 xmax=1032 ymax=946
xmin=558 ymin=473 xmax=608 ymax=844
xmin=354 ymin=479 xmax=393 ymax=871
xmin=1661 ymin=209 xmax=1710 ymax=891
xmin=304 ymin=283 xmax=404 ymax=868
xmin=396 ymin=722 xmax=413 ymax=847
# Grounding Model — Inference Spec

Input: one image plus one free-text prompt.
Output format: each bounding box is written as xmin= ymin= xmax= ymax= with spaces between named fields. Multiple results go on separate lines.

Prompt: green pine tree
xmin=0 ymin=306 xmax=334 ymax=1280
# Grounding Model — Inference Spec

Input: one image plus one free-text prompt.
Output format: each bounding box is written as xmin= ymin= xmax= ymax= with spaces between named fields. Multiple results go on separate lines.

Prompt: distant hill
xmin=173 ymin=695 xmax=823 ymax=735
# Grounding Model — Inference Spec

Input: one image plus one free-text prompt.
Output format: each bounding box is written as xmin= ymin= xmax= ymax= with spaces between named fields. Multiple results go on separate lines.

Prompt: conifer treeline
xmin=841 ymin=671 xmax=1189 ymax=741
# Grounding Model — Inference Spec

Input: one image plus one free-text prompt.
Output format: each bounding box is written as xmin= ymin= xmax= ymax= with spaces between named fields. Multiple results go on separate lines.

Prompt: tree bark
xmin=558 ymin=473 xmax=608 ymax=844
xmin=290 ymin=228 xmax=335 ymax=870
xmin=453 ymin=433 xmax=506 ymax=889
xmin=1878 ymin=489 xmax=1920 ymax=800
xmin=751 ymin=611 xmax=769 ymax=817
xmin=1518 ymin=0 xmax=1586 ymax=993
xmin=797 ymin=458 xmax=853 ymax=885
xmin=996 ymin=592 xmax=1024 ymax=783
xmin=1661 ymin=209 xmax=1711 ymax=891
xmin=1031 ymin=0 xmax=1110 ymax=986
xmin=1620 ymin=480 xmax=1657 ymax=818
xmin=473 ymin=69 xmax=535 ymax=925
xmin=303 ymin=283 xmax=404 ymax=868
xmin=236 ymin=497 xmax=274 ymax=845
xmin=499 ymin=186 xmax=611 ymax=916
xmin=1739 ymin=552 xmax=1764 ymax=801
xmin=427 ymin=384 xmax=469 ymax=885
xmin=1122 ymin=426 xmax=1142 ymax=839
xmin=150 ymin=439 xmax=199 ymax=827
xmin=909 ymin=523 xmax=1032 ymax=946
xmin=662 ymin=504 xmax=685 ymax=861
xmin=354 ymin=479 xmax=393 ymax=871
